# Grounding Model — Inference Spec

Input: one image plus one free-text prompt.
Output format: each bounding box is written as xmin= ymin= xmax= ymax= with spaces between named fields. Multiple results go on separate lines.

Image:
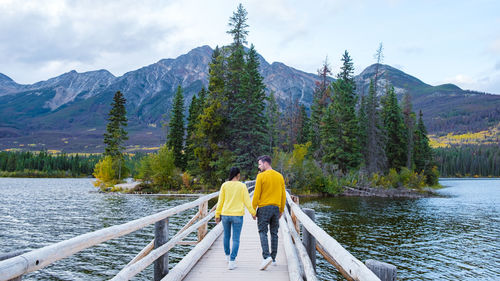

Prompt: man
xmin=252 ymin=155 xmax=286 ymax=270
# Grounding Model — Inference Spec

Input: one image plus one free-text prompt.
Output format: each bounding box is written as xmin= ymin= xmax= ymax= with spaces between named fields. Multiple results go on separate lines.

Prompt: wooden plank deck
xmin=182 ymin=211 xmax=290 ymax=281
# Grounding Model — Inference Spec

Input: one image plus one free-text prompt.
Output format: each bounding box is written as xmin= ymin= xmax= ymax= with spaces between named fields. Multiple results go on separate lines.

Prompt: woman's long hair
xmin=228 ymin=167 xmax=240 ymax=181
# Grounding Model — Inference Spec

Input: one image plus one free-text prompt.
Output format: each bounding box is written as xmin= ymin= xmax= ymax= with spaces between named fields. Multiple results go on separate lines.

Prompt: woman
xmin=215 ymin=167 xmax=256 ymax=270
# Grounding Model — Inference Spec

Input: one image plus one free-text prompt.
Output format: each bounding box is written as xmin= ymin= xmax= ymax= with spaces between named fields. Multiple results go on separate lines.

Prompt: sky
xmin=1 ymin=0 xmax=499 ymax=94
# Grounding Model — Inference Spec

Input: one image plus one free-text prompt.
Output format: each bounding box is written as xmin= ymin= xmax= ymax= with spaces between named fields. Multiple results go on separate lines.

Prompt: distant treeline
xmin=434 ymin=145 xmax=500 ymax=177
xmin=0 ymin=151 xmax=101 ymax=177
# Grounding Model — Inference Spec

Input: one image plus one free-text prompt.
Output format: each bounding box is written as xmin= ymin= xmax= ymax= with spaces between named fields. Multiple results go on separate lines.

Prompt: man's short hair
xmin=257 ymin=155 xmax=272 ymax=165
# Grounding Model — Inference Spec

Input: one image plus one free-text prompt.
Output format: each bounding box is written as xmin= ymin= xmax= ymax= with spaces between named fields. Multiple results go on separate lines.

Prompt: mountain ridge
xmin=0 ymin=45 xmax=499 ymax=152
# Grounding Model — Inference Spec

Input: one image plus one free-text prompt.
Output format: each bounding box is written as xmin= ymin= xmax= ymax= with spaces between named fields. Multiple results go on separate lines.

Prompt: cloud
xmin=446 ymin=74 xmax=476 ymax=85
xmin=442 ymin=73 xmax=500 ymax=94
xmin=0 ymin=1 xmax=179 ymax=63
xmin=0 ymin=0 xmax=230 ymax=83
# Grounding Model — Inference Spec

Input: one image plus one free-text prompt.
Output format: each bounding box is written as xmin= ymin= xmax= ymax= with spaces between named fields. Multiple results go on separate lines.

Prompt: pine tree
xmin=282 ymin=97 xmax=302 ymax=152
xmin=192 ymin=46 xmax=230 ymax=185
xmin=233 ymin=44 xmax=268 ymax=175
xmin=373 ymin=42 xmax=384 ymax=95
xmin=186 ymin=87 xmax=207 ymax=171
xmin=321 ymin=51 xmax=361 ymax=172
xmin=381 ymin=85 xmax=407 ymax=169
xmin=413 ymin=110 xmax=433 ymax=172
xmin=103 ymin=90 xmax=128 ymax=179
xmin=413 ymin=110 xmax=438 ymax=185
xmin=364 ymin=80 xmax=387 ymax=174
xmin=226 ymin=3 xmax=249 ymax=151
xmin=167 ymin=85 xmax=186 ymax=170
xmin=297 ymin=104 xmax=310 ymax=144
xmin=402 ymin=93 xmax=415 ymax=169
xmin=310 ymin=58 xmax=332 ymax=154
xmin=104 ymin=91 xmax=128 ymax=158
xmin=358 ymin=95 xmax=368 ymax=161
xmin=227 ymin=3 xmax=249 ymax=47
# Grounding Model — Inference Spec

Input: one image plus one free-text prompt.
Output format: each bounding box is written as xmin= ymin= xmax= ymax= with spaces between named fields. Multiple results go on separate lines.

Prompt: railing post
xmin=289 ymin=193 xmax=301 ymax=234
xmin=154 ymin=218 xmax=169 ymax=281
xmin=302 ymin=208 xmax=316 ymax=272
xmin=197 ymin=201 xmax=208 ymax=242
xmin=365 ymin=259 xmax=397 ymax=281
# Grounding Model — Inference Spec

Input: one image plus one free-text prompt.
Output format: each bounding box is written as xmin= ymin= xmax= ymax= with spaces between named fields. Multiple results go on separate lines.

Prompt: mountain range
xmin=1 ymin=45 xmax=499 ymax=152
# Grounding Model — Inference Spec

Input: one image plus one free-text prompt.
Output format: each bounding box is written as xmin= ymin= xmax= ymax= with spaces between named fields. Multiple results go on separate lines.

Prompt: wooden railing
xmin=0 ymin=181 xmax=255 ymax=281
xmin=0 ymin=181 xmax=395 ymax=281
xmin=283 ymin=191 xmax=384 ymax=281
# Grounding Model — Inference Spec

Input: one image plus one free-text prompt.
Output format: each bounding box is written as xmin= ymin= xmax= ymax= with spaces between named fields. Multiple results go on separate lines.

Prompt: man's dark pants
xmin=257 ymin=205 xmax=280 ymax=260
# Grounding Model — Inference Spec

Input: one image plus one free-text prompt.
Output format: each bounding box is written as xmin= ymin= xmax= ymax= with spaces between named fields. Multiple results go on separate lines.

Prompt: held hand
xmin=215 ymin=217 xmax=221 ymax=224
xmin=279 ymin=212 xmax=283 ymax=219
xmin=252 ymin=215 xmax=256 ymax=220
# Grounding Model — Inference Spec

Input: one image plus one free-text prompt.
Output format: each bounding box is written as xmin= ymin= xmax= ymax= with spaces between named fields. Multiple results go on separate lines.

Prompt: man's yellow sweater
xmin=215 ymin=181 xmax=256 ymax=218
xmin=252 ymin=169 xmax=286 ymax=213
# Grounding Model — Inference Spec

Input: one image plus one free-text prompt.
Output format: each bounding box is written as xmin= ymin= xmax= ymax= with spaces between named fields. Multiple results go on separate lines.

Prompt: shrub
xmin=425 ymin=165 xmax=440 ymax=186
xmin=407 ymin=170 xmax=426 ymax=189
xmin=387 ymin=168 xmax=400 ymax=188
xmin=93 ymin=156 xmax=119 ymax=189
xmin=150 ymin=145 xmax=178 ymax=189
xmin=399 ymin=167 xmax=412 ymax=186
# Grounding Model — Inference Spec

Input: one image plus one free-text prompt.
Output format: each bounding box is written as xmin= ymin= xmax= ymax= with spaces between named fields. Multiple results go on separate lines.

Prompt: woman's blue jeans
xmin=221 ymin=215 xmax=243 ymax=261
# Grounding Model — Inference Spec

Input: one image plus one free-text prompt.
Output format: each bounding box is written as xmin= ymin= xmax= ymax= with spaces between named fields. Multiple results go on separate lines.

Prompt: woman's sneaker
xmin=259 ymin=257 xmax=273 ymax=270
xmin=272 ymin=260 xmax=277 ymax=266
xmin=228 ymin=260 xmax=236 ymax=270
xmin=225 ymin=255 xmax=230 ymax=263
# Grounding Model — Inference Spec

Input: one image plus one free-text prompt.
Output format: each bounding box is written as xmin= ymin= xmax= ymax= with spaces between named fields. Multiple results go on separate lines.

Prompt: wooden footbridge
xmin=0 ymin=181 xmax=395 ymax=281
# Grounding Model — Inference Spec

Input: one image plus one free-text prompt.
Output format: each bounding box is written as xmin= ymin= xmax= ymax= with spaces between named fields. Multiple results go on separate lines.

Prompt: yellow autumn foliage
xmin=428 ymin=123 xmax=499 ymax=148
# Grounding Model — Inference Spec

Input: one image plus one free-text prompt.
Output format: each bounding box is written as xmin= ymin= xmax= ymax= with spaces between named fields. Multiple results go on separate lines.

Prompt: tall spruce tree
xmin=310 ymin=58 xmax=332 ymax=154
xmin=402 ymin=93 xmax=415 ymax=169
xmin=297 ymin=104 xmax=310 ymax=144
xmin=413 ymin=110 xmax=433 ymax=172
xmin=226 ymin=4 xmax=248 ymax=151
xmin=373 ymin=42 xmax=384 ymax=95
xmin=413 ymin=110 xmax=438 ymax=185
xmin=364 ymin=80 xmax=387 ymax=173
xmin=233 ymin=44 xmax=268 ymax=175
xmin=167 ymin=86 xmax=186 ymax=170
xmin=103 ymin=90 xmax=128 ymax=179
xmin=186 ymin=87 xmax=207 ymax=171
xmin=358 ymin=95 xmax=369 ymax=162
xmin=192 ymin=46 xmax=230 ymax=185
xmin=381 ymin=85 xmax=407 ymax=169
xmin=104 ymin=91 xmax=128 ymax=158
xmin=321 ymin=51 xmax=361 ymax=172
xmin=282 ymin=97 xmax=302 ymax=152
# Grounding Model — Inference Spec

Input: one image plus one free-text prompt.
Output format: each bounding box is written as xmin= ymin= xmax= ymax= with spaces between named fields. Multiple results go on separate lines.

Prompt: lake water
xmin=300 ymin=178 xmax=500 ymax=280
xmin=1 ymin=178 xmax=499 ymax=280
xmin=0 ymin=178 xmax=200 ymax=280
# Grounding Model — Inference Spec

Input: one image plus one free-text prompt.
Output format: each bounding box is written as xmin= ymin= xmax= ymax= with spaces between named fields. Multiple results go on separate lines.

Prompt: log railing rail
xmin=0 ymin=180 xmax=393 ymax=281
xmin=0 ymin=181 xmax=255 ymax=281
xmin=285 ymin=191 xmax=382 ymax=281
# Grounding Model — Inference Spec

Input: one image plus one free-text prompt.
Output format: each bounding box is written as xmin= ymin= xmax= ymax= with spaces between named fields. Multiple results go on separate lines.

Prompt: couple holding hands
xmin=215 ymin=155 xmax=286 ymax=270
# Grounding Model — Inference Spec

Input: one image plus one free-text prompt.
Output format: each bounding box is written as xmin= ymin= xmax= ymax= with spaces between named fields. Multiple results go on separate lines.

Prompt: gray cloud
xmin=0 ymin=5 xmax=173 ymax=65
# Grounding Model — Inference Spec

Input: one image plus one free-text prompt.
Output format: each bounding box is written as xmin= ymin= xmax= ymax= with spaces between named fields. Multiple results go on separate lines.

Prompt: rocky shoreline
xmin=341 ymin=185 xmax=439 ymax=198
xmin=294 ymin=185 xmax=441 ymax=199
